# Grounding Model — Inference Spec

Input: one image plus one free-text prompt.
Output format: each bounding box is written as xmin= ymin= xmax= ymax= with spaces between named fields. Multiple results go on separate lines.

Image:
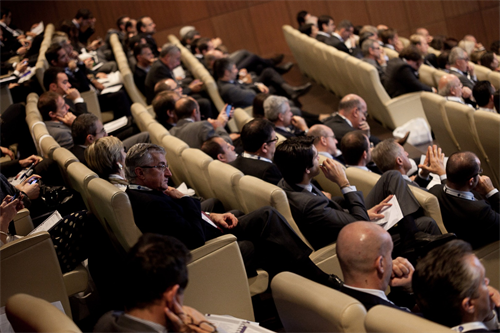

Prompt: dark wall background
xmin=3 ymin=1 xmax=499 ymax=57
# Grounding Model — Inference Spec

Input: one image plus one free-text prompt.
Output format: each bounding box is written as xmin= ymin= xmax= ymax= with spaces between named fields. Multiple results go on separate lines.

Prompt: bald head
xmin=337 ymin=222 xmax=393 ymax=288
xmin=446 ymin=151 xmax=480 ymax=189
xmin=438 ymin=74 xmax=462 ymax=97
xmin=307 ymin=124 xmax=338 ymax=156
xmin=307 ymin=124 xmax=333 ymax=143
xmin=174 ymin=96 xmax=199 ymax=121
xmin=338 ymin=94 xmax=367 ymax=129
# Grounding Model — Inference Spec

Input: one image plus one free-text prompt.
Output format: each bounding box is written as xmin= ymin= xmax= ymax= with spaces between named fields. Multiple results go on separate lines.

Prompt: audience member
xmin=480 ymin=52 xmax=499 ymax=71
xmin=416 ymin=27 xmax=433 ymax=44
xmin=449 ymin=46 xmax=477 ymax=90
xmin=38 ymin=91 xmax=76 ymax=149
xmin=306 ymin=124 xmax=344 ymax=164
xmin=136 ymin=16 xmax=159 ymax=56
xmin=340 ymin=130 xmax=378 ymax=173
xmin=152 ymin=90 xmax=180 ymax=130
xmin=296 ymin=10 xmax=310 ymax=27
xmin=252 ymin=93 xmax=270 ymax=118
xmin=410 ymin=34 xmax=437 ymax=67
xmin=361 ymin=39 xmax=386 ymax=80
xmin=380 ymin=28 xmax=403 ymax=52
xmin=43 ymin=67 xmax=88 ymax=116
xmin=72 ymin=8 xmax=96 ymax=45
xmin=264 ymin=95 xmax=308 ymax=139
xmin=437 ymin=74 xmax=473 ymax=105
xmin=473 ymin=81 xmax=497 ymax=113
xmin=201 ymin=136 xmax=236 ymax=163
xmin=133 ymin=44 xmax=154 ymax=96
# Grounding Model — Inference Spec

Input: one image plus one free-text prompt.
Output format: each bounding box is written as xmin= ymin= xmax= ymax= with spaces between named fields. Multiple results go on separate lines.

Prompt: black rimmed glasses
xmin=266 ymin=136 xmax=279 ymax=144
xmin=140 ymin=164 xmax=168 ymax=171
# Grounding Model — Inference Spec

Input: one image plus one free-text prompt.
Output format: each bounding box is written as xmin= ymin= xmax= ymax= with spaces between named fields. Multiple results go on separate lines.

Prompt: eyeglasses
xmin=471 ymin=168 xmax=483 ymax=178
xmin=266 ymin=136 xmax=279 ymax=144
xmin=371 ymin=47 xmax=381 ymax=50
xmin=94 ymin=127 xmax=106 ymax=135
xmin=140 ymin=164 xmax=168 ymax=171
xmin=183 ymin=314 xmax=217 ymax=333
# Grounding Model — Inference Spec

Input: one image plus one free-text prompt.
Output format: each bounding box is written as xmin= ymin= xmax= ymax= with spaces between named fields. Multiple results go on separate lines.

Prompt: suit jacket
xmin=169 ymin=119 xmax=231 ymax=149
xmin=428 ymin=185 xmax=499 ymax=249
xmin=65 ymin=63 xmax=92 ymax=93
xmin=229 ymin=155 xmax=282 ymax=185
xmin=132 ymin=65 xmax=148 ymax=96
xmin=339 ymin=286 xmax=409 ymax=312
xmin=217 ymin=79 xmax=259 ymax=108
xmin=274 ymin=126 xmax=305 ymax=139
xmin=383 ymin=58 xmax=433 ymax=98
xmin=93 ymin=311 xmax=158 ymax=332
xmin=449 ymin=68 xmax=477 ymax=90
xmin=316 ymin=34 xmax=350 ymax=54
xmin=362 ymin=57 xmax=385 ymax=80
xmin=322 ymin=114 xmax=380 ymax=146
xmin=71 ymin=145 xmax=87 ymax=165
xmin=144 ymin=60 xmax=193 ymax=104
xmin=45 ymin=121 xmax=73 ymax=149
xmin=278 ymin=179 xmax=369 ymax=250
xmin=65 ymin=98 xmax=88 ymax=117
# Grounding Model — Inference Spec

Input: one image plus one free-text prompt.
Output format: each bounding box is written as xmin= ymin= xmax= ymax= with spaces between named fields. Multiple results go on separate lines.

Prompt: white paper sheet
xmin=103 ymin=116 xmax=128 ymax=133
xmin=97 ymin=71 xmax=123 ymax=88
xmin=29 ymin=211 xmax=62 ymax=234
xmin=172 ymin=66 xmax=185 ymax=79
xmin=31 ymin=21 xmax=44 ymax=35
xmin=100 ymin=84 xmax=123 ymax=95
xmin=373 ymin=195 xmax=404 ymax=231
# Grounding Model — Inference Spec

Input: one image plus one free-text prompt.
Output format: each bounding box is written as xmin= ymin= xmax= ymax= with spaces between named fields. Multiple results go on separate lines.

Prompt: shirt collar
xmin=343 ymin=284 xmax=391 ymax=302
xmin=296 ymin=183 xmax=313 ymax=193
xmin=123 ymin=313 xmax=167 ymax=333
xmin=128 ymin=184 xmax=153 ymax=191
xmin=452 ymin=322 xmax=488 ymax=332
xmin=450 ymin=67 xmax=466 ymax=76
xmin=241 ymin=152 xmax=272 ymax=163
xmin=443 ymin=184 xmax=475 ymax=201
xmin=332 ymin=32 xmax=343 ymax=42
xmin=402 ymin=174 xmax=412 ymax=182
xmin=348 ymin=165 xmax=370 ymax=171
xmin=336 ymin=112 xmax=353 ymax=127
xmin=446 ymin=96 xmax=465 ymax=104
xmin=316 ymin=31 xmax=331 ymax=38
xmin=109 ymin=174 xmax=126 ymax=180
xmin=318 ymin=151 xmax=333 ymax=160
xmin=275 ymin=125 xmax=292 ymax=133
xmin=478 ymin=107 xmax=496 ymax=113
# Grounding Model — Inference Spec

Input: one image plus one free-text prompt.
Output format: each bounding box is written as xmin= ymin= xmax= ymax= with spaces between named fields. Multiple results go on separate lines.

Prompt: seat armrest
xmin=13 ymin=209 xmax=34 ymax=236
xmin=190 ymin=234 xmax=237 ymax=261
xmin=63 ymin=264 xmax=89 ymax=296
xmin=385 ymin=92 xmax=428 ymax=129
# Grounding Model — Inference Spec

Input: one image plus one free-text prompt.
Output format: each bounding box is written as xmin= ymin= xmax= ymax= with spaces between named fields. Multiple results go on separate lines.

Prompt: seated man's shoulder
xmin=94 ymin=311 xmax=157 ymax=333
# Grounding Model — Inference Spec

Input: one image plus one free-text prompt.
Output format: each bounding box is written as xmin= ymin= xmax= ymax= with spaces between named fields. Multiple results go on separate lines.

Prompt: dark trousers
xmin=230 ymin=49 xmax=274 ymax=75
xmin=98 ymin=88 xmax=132 ymax=119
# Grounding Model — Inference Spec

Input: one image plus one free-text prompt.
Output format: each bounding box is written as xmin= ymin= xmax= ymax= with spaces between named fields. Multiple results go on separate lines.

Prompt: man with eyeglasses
xmin=428 ymin=151 xmax=499 ymax=249
xmin=229 ymin=118 xmax=282 ymax=185
xmin=361 ymin=39 xmax=387 ymax=80
xmin=124 ymin=143 xmax=344 ymax=289
xmin=438 ymin=74 xmax=474 ymax=106
xmin=306 ymin=124 xmax=345 ymax=165
xmin=449 ymin=46 xmax=477 ymax=91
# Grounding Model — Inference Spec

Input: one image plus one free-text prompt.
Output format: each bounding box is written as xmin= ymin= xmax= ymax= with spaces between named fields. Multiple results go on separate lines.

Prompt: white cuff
xmin=341 ymin=185 xmax=357 ymax=195
xmin=73 ymin=97 xmax=84 ymax=104
xmin=486 ymin=188 xmax=498 ymax=199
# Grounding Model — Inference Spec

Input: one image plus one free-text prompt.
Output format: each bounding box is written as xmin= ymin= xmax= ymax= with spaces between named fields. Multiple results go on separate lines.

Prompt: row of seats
xmin=283 ymin=25 xmax=426 ymax=130
xmin=422 ymin=92 xmax=500 ymax=188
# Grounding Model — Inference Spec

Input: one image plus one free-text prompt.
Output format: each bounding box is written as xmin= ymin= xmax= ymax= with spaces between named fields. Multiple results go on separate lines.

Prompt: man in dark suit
xmin=307 ymin=124 xmax=345 ymax=165
xmin=413 ymin=240 xmax=500 ymax=331
xmin=449 ymin=46 xmax=477 ymax=90
xmin=72 ymin=9 xmax=95 ymax=46
xmin=201 ymin=136 xmax=237 ymax=163
xmin=264 ymin=95 xmax=308 ymax=139
xmin=136 ymin=16 xmax=159 ymax=57
xmin=123 ymin=143 xmax=342 ymax=288
xmin=337 ymin=221 xmax=415 ymax=311
xmin=229 ymin=118 xmax=282 ymax=185
xmin=340 ymin=130 xmax=382 ymax=174
xmin=43 ymin=67 xmax=88 ymax=117
xmin=323 ymin=94 xmax=380 ymax=146
xmin=132 ymin=44 xmax=154 ymax=96
xmin=428 ymin=151 xmax=499 ymax=249
xmin=274 ymin=136 xmax=390 ymax=250
xmin=169 ymin=96 xmax=231 ymax=149
xmin=383 ymin=45 xmax=434 ymax=98
xmin=315 ymin=15 xmax=336 ymax=47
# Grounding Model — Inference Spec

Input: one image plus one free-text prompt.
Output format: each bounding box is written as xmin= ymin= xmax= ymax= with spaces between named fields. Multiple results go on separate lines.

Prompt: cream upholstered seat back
xmin=181 ymin=148 xmax=215 ymax=199
xmin=365 ymin=305 xmax=452 ymax=332
xmin=7 ymin=294 xmax=81 ymax=333
xmin=1 ymin=232 xmax=72 ymax=319
xmin=345 ymin=167 xmax=380 ymax=199
xmin=419 ymin=64 xmax=437 ymax=87
xmin=67 ymin=162 xmax=98 ymax=210
xmin=474 ymin=111 xmax=500 ymax=185
xmin=383 ymin=46 xmax=399 ymax=59
xmin=421 ymin=92 xmax=460 ymax=156
xmin=432 ymin=69 xmax=449 ymax=89
xmin=475 ymin=63 xmax=492 ymax=82
xmin=272 ymin=272 xmax=367 ymax=333
xmin=488 ymin=71 xmax=500 ymax=90
xmin=40 ymin=136 xmax=60 ymax=159
xmin=52 ymin=147 xmax=79 ymax=186
xmin=234 ymin=108 xmax=253 ymax=132
xmin=408 ymin=185 xmax=447 ymax=234
xmin=148 ymin=121 xmax=170 ymax=146
xmin=34 ymin=23 xmax=54 ymax=91
xmin=161 ymin=135 xmax=192 ymax=187
xmin=208 ymin=160 xmax=246 ymax=212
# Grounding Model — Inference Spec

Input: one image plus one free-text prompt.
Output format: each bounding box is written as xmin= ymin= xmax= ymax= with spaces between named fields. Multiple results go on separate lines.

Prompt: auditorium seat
xmin=66 ymin=162 xmax=98 ymax=210
xmin=130 ymin=102 xmax=149 ymax=132
xmin=238 ymin=175 xmax=341 ymax=275
xmin=12 ymin=209 xmax=34 ymax=237
xmin=488 ymin=71 xmax=500 ymax=90
xmin=364 ymin=305 xmax=452 ymax=332
xmin=147 ymin=121 xmax=170 ymax=146
xmin=161 ymin=135 xmax=192 ymax=188
xmin=474 ymin=111 xmax=499 ymax=185
xmin=7 ymin=294 xmax=81 ymax=333
xmin=383 ymin=47 xmax=399 ymax=59
xmin=80 ymin=90 xmax=114 ymax=124
xmin=234 ymin=108 xmax=252 ymax=132
xmin=444 ymin=101 xmax=498 ymax=188
xmin=421 ymin=91 xmax=460 ymax=156
xmin=399 ymin=36 xmax=410 ymax=48
xmin=314 ymin=155 xmax=343 ymax=198
xmin=39 ymin=135 xmax=60 ymax=159
xmin=432 ymin=69 xmax=449 ymax=88
xmin=87 ymin=177 xmax=256 ymax=321
xmin=418 ymin=64 xmax=437 ymax=88
xmin=52 ymin=147 xmax=79 ymax=186
xmin=181 ymin=148 xmax=216 ymax=199
xmin=207 ymin=160 xmax=247 ymax=212
xmin=34 ymin=23 xmax=55 ymax=91
xmin=272 ymin=272 xmax=367 ymax=333
xmin=475 ymin=63 xmax=492 ymax=82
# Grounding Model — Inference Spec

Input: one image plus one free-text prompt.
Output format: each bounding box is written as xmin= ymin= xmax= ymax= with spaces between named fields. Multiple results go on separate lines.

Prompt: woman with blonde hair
xmin=85 ymin=136 xmax=128 ymax=190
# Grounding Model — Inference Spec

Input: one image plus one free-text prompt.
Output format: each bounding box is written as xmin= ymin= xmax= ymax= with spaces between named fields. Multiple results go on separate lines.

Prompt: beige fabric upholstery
xmin=207 ymin=160 xmax=247 ymax=212
xmin=383 ymin=47 xmax=399 ymax=59
xmin=40 ymin=135 xmax=60 ymax=159
xmin=419 ymin=64 xmax=437 ymax=87
xmin=475 ymin=64 xmax=492 ymax=82
xmin=237 ymin=175 xmax=341 ymax=275
xmin=147 ymin=121 xmax=170 ymax=146
xmin=444 ymin=101 xmax=498 ymax=187
xmin=87 ymin=178 xmax=256 ymax=320
xmin=400 ymin=36 xmax=410 ymax=48
xmin=66 ymin=162 xmax=98 ymax=210
xmin=345 ymin=167 xmax=380 ymax=199
xmin=7 ymin=294 xmax=81 ymax=332
xmin=427 ymin=46 xmax=441 ymax=56
xmin=408 ymin=185 xmax=447 ymax=234
xmin=475 ymin=241 xmax=500 ymax=290
xmin=131 ymin=102 xmax=148 ymax=131
xmin=234 ymin=108 xmax=253 ymax=132
xmin=110 ymin=34 xmax=147 ymax=106
xmin=34 ymin=23 xmax=54 ymax=91
xmin=421 ymin=92 xmax=460 ymax=156
xmin=181 ymin=148 xmax=216 ymax=199
xmin=1 ymin=232 xmax=72 ymax=319
xmin=314 ymin=155 xmax=343 ymax=198
xmin=474 ymin=111 xmax=500 ymax=185
xmin=489 ymin=71 xmax=500 ymax=91
xmin=276 ymin=132 xmax=287 ymax=145
xmin=80 ymin=90 xmax=114 ymax=123
xmin=364 ymin=305 xmax=452 ymax=332
xmin=52 ymin=148 xmax=79 ymax=186
xmin=62 ymin=264 xmax=89 ymax=297
xmin=161 ymin=135 xmax=192 ymax=187
xmin=432 ymin=69 xmax=449 ymax=89
xmin=13 ymin=209 xmax=34 ymax=236
xmin=272 ymin=272 xmax=367 ymax=333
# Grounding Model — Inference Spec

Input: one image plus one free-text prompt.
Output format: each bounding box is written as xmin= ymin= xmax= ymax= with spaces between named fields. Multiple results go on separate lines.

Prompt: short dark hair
xmin=340 ymin=130 xmax=369 ymax=165
xmin=201 ymin=137 xmax=224 ymax=160
xmin=174 ymin=97 xmax=198 ymax=120
xmin=116 ymin=15 xmax=128 ymax=29
xmin=45 ymin=44 xmax=63 ymax=66
xmin=446 ymin=151 xmax=480 ymax=187
xmin=318 ymin=15 xmax=333 ymax=32
xmin=252 ymin=93 xmax=270 ymax=118
xmin=337 ymin=20 xmax=353 ymax=31
xmin=479 ymin=52 xmax=497 ymax=70
xmin=380 ymin=28 xmax=396 ymax=45
xmin=75 ymin=8 xmax=92 ymax=20
xmin=494 ymin=90 xmax=500 ymax=112
xmin=43 ymin=67 xmax=65 ymax=91
xmin=298 ymin=23 xmax=315 ymax=37
xmin=473 ymin=81 xmax=495 ymax=107
xmin=213 ymin=58 xmax=234 ymax=81
xmin=0 ymin=8 xmax=11 ymax=20
xmin=399 ymin=45 xmax=423 ymax=61
xmin=153 ymin=91 xmax=178 ymax=124
xmin=241 ymin=118 xmax=275 ymax=153
xmin=133 ymin=43 xmax=152 ymax=60
xmin=38 ymin=92 xmax=60 ymax=121
xmin=274 ymin=136 xmax=316 ymax=184
xmin=412 ymin=240 xmax=479 ymax=327
xmin=136 ymin=16 xmax=147 ymax=33
xmin=72 ymin=113 xmax=99 ymax=145
xmin=124 ymin=233 xmax=191 ymax=310
xmin=490 ymin=40 xmax=500 ymax=54
xmin=197 ymin=37 xmax=212 ymax=54
xmin=436 ymin=50 xmax=450 ymax=69
xmin=444 ymin=37 xmax=458 ymax=51
xmin=297 ymin=10 xmax=309 ymax=26
xmin=430 ymin=35 xmax=446 ymax=51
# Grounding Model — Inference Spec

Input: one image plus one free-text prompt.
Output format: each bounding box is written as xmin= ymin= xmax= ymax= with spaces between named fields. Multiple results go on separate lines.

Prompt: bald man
xmin=323 ymin=94 xmax=380 ymax=146
xmin=307 ymin=124 xmax=344 ymax=164
xmin=437 ymin=74 xmax=472 ymax=105
xmin=337 ymin=221 xmax=416 ymax=311
xmin=428 ymin=151 xmax=499 ymax=249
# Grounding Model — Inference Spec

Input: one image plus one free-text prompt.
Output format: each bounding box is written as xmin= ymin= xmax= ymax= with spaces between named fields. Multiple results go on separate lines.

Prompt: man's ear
xmin=396 ymin=156 xmax=403 ymax=167
xmin=86 ymin=134 xmax=95 ymax=145
xmin=49 ymin=82 xmax=58 ymax=92
xmin=461 ymin=297 xmax=474 ymax=315
xmin=362 ymin=150 xmax=368 ymax=160
xmin=135 ymin=166 xmax=146 ymax=179
xmin=320 ymin=136 xmax=328 ymax=146
xmin=163 ymin=284 xmax=180 ymax=308
xmin=375 ymin=255 xmax=385 ymax=275
xmin=48 ymin=110 xmax=57 ymax=119
xmin=191 ymin=108 xmax=197 ymax=118
xmin=217 ymin=153 xmax=226 ymax=162
xmin=278 ymin=112 xmax=285 ymax=122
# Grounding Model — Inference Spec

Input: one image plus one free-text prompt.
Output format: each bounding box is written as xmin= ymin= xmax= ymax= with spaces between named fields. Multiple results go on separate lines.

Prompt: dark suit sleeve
xmin=74 ymin=102 xmax=88 ymax=116
xmin=415 ymin=174 xmax=431 ymax=188
xmin=262 ymin=164 xmax=282 ymax=185
xmin=397 ymin=66 xmax=433 ymax=93
xmin=487 ymin=192 xmax=500 ymax=213
xmin=219 ymin=82 xmax=256 ymax=108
